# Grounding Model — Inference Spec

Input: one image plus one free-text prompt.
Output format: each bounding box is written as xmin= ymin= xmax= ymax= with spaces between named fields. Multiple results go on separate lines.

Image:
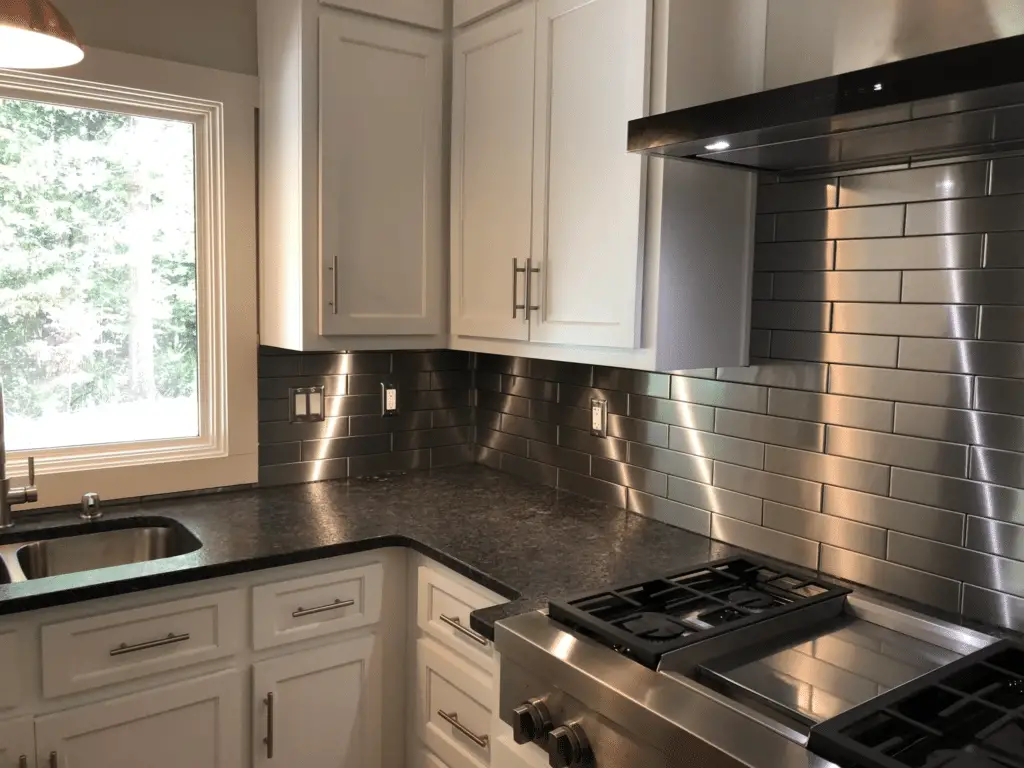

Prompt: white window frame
xmin=0 ymin=48 xmax=258 ymax=508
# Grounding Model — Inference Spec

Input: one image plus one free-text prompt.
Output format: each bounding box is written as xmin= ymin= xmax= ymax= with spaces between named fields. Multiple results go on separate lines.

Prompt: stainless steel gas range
xmin=494 ymin=556 xmax=1022 ymax=768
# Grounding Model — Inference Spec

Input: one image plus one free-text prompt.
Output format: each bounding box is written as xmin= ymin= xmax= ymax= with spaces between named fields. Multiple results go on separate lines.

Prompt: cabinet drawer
xmin=41 ymin=589 xmax=244 ymax=698
xmin=492 ymin=733 xmax=549 ymax=768
xmin=0 ymin=631 xmax=21 ymax=709
xmin=417 ymin=638 xmax=492 ymax=768
xmin=252 ymin=561 xmax=383 ymax=649
xmin=417 ymin=565 xmax=500 ymax=669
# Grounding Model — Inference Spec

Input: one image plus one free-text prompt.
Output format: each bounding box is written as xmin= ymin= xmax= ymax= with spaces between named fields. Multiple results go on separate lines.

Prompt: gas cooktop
xmin=547 ymin=556 xmax=851 ymax=670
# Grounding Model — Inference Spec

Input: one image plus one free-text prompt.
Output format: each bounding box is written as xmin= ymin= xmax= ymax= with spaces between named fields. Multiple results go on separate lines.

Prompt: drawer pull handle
xmin=49 ymin=752 xmax=58 ymax=768
xmin=110 ymin=632 xmax=190 ymax=657
xmin=264 ymin=692 xmax=275 ymax=759
xmin=440 ymin=614 xmax=488 ymax=646
xmin=438 ymin=710 xmax=489 ymax=749
xmin=292 ymin=598 xmax=355 ymax=619
xmin=18 ymin=755 xmax=26 ymax=768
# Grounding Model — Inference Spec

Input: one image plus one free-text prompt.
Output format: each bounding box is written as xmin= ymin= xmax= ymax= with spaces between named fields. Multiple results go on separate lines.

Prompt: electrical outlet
xmin=382 ymin=383 xmax=399 ymax=417
xmin=590 ymin=398 xmax=608 ymax=438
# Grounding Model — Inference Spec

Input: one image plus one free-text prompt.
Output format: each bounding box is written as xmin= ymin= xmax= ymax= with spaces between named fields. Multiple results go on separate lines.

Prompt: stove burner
xmin=620 ymin=612 xmax=687 ymax=641
xmin=727 ymin=589 xmax=781 ymax=611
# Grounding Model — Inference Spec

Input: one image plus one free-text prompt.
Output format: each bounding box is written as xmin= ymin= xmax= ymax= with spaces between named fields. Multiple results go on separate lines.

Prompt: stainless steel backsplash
xmin=474 ymin=157 xmax=1024 ymax=632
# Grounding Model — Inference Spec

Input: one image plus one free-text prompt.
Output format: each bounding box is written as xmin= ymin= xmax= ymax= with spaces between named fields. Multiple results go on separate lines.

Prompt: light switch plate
xmin=382 ymin=383 xmax=399 ymax=417
xmin=290 ymin=386 xmax=326 ymax=423
xmin=590 ymin=398 xmax=608 ymax=438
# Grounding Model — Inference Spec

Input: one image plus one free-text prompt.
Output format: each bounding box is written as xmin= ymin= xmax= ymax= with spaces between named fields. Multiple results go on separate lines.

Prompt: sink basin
xmin=13 ymin=521 xmax=201 ymax=580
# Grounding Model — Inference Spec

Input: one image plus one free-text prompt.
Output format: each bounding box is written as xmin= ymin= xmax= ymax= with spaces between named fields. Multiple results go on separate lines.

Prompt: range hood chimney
xmin=628 ymin=34 xmax=1024 ymax=174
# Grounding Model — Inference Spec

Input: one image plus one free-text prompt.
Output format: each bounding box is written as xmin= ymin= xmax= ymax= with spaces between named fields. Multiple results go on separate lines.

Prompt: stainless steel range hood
xmin=628 ymin=34 xmax=1024 ymax=174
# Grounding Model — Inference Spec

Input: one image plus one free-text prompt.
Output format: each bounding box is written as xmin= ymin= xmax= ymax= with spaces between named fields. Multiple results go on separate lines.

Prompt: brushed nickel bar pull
xmin=438 ymin=710 xmax=489 ymax=748
xmin=512 ymin=258 xmax=527 ymax=319
xmin=526 ymin=259 xmax=540 ymax=314
xmin=439 ymin=614 xmax=488 ymax=646
xmin=18 ymin=755 xmax=26 ymax=768
xmin=264 ymin=692 xmax=275 ymax=759
xmin=110 ymin=632 xmax=189 ymax=656
xmin=49 ymin=752 xmax=57 ymax=768
xmin=330 ymin=252 xmax=338 ymax=315
xmin=292 ymin=598 xmax=354 ymax=618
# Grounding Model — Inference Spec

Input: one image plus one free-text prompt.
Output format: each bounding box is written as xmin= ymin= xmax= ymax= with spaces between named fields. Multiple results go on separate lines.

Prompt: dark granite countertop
xmin=0 ymin=465 xmax=736 ymax=637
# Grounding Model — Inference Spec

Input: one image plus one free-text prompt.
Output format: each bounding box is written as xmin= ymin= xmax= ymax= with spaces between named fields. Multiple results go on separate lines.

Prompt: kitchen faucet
xmin=0 ymin=383 xmax=37 ymax=528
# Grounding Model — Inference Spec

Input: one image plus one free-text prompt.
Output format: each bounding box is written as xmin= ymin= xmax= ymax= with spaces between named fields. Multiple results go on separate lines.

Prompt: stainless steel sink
xmin=0 ymin=519 xmax=201 ymax=582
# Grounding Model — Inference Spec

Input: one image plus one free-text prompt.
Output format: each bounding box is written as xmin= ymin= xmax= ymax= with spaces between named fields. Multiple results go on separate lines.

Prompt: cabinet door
xmin=321 ymin=0 xmax=445 ymax=29
xmin=450 ymin=3 xmax=535 ymax=342
xmin=454 ymin=0 xmax=521 ymax=27
xmin=0 ymin=717 xmax=34 ymax=768
xmin=320 ymin=12 xmax=444 ymax=337
xmin=35 ymin=670 xmax=243 ymax=768
xmin=253 ymin=635 xmax=380 ymax=768
xmin=530 ymin=0 xmax=650 ymax=349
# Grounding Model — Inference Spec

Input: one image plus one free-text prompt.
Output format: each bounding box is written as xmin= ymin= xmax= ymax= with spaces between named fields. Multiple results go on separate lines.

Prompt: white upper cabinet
xmin=322 ymin=0 xmax=445 ymax=29
xmin=530 ymin=0 xmax=648 ymax=348
xmin=450 ymin=3 xmax=536 ymax=342
xmin=454 ymin=0 xmax=522 ymax=27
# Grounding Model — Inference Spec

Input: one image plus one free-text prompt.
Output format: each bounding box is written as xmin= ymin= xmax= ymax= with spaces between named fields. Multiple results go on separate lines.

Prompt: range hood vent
xmin=628 ymin=35 xmax=1024 ymax=174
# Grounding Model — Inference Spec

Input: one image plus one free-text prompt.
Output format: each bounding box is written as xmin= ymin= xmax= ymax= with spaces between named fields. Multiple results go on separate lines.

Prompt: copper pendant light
xmin=0 ymin=0 xmax=83 ymax=69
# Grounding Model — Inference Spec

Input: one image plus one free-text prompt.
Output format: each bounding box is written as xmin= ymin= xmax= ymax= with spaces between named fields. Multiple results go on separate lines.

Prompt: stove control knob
xmin=512 ymin=699 xmax=553 ymax=745
xmin=547 ymin=722 xmax=591 ymax=768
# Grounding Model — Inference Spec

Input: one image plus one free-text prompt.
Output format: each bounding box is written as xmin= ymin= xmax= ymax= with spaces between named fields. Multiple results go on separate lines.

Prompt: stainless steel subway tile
xmin=431 ymin=443 xmax=474 ymax=468
xmin=832 ymin=303 xmax=978 ymax=338
xmin=826 ymin=426 xmax=968 ymax=477
xmin=393 ymin=426 xmax=473 ymax=452
xmin=529 ymin=441 xmax=591 ymax=474
xmin=768 ymin=389 xmax=894 ymax=432
xmin=889 ymin=532 xmax=1024 ymax=599
xmin=558 ymin=427 xmax=628 ymax=462
xmin=675 ymin=368 xmax=718 ymax=380
xmin=592 ymin=458 xmax=668 ymax=497
xmin=477 ymin=427 xmax=528 ymax=458
xmin=823 ymin=486 xmax=965 ymax=545
xmin=712 ymin=515 xmax=820 ymax=571
xmin=432 ymin=370 xmax=473 ymax=390
xmin=717 ymin=361 xmax=829 ymax=393
xmin=558 ymin=470 xmax=626 ymax=509
xmin=350 ymin=411 xmax=431 ymax=435
xmin=350 ymin=449 xmax=430 ymax=477
xmin=671 ymin=377 xmax=768 ymax=414
xmin=559 ymin=384 xmax=628 ymax=415
xmin=259 ymin=418 xmax=350 ymax=444
xmin=324 ymin=395 xmax=385 ymax=418
xmin=501 ymin=454 xmax=558 ymax=488
xmin=713 ymin=462 xmax=822 ymax=511
xmin=757 ymin=178 xmax=837 ymax=213
xmin=751 ymin=330 xmax=772 ymax=358
xmin=477 ymin=354 xmax=529 ymax=376
xmin=895 ymin=403 xmax=1024 ymax=453
xmin=406 ymin=389 xmax=472 ymax=411
xmin=715 ymin=410 xmax=824 ymax=451
xmin=259 ymin=443 xmax=301 ymax=466
xmin=776 ymin=205 xmax=905 ymax=242
xmin=891 ymin=468 xmax=1024 ymax=524
xmin=975 ymin=377 xmax=1024 ymax=417
xmin=628 ymin=491 xmax=711 ymax=536
xmin=258 ymin=399 xmax=290 ymax=422
xmin=301 ymin=352 xmax=391 ymax=376
xmin=980 ymin=307 xmax=1024 ymax=343
xmin=906 ymin=194 xmax=1024 ymax=236
xmin=500 ymin=414 xmax=558 ymax=444
xmin=752 ymin=301 xmax=832 ymax=331
xmin=765 ymin=445 xmax=890 ymax=496
xmin=432 ymin=407 xmax=475 ymax=428
xmin=392 ymin=350 xmax=470 ymax=372
xmin=989 ymin=156 xmax=1024 ymax=195
xmin=300 ymin=433 xmax=392 ymax=462
xmin=752 ymin=273 xmax=774 ymax=300
xmin=530 ymin=359 xmax=593 ymax=386
xmin=476 ymin=409 xmax=502 ymax=432
xmin=902 ymin=270 xmax=1024 ymax=305
xmin=962 ymin=585 xmax=1024 ymax=633
xmin=971 ymin=447 xmax=1024 ymax=491
xmin=985 ymin=232 xmax=1024 ymax=268
xmin=347 ymin=372 xmax=429 ymax=395
xmin=838 ymin=162 xmax=988 ymax=207
xmin=628 ymin=444 xmax=714 ymax=484
xmin=899 ymin=338 xmax=1024 ymax=378
xmin=668 ymin=427 xmax=765 ymax=470
xmin=530 ymin=401 xmax=592 ymax=431
xmin=607 ymin=415 xmax=670 ymax=448
xmin=828 ymin=365 xmax=972 ymax=408
xmin=593 ymin=367 xmax=670 ymax=398
xmin=670 ymin=476 xmax=763 ymax=523
xmin=476 ymin=445 xmax=502 ymax=470
xmin=475 ymin=371 xmax=502 ymax=393
xmin=773 ymin=272 xmax=902 ymax=303
xmin=629 ymin=395 xmax=716 ymax=431
xmin=477 ymin=390 xmax=530 ymax=418
xmin=257 ymin=353 xmax=303 ymax=378
xmin=836 ymin=235 xmax=984 ymax=271
xmin=503 ymin=375 xmax=558 ymax=402
xmin=966 ymin=517 xmax=1024 ymax=560
xmin=820 ymin=546 xmax=961 ymax=614
xmin=755 ymin=214 xmax=776 ymax=243
xmin=772 ymin=331 xmax=899 ymax=367
xmin=258 ymin=375 xmax=346 ymax=400
xmin=764 ymin=501 xmax=886 ymax=558
xmin=259 ymin=458 xmax=348 ymax=487
xmin=754 ymin=242 xmax=835 ymax=272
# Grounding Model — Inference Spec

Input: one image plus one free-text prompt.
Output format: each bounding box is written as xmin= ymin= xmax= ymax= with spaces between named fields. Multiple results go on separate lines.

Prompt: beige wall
xmin=56 ymin=0 xmax=257 ymax=74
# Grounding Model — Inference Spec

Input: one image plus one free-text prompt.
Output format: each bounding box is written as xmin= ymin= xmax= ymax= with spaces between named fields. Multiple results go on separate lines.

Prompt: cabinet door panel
xmin=454 ymin=0 xmax=522 ymax=27
xmin=451 ymin=4 xmax=535 ymax=341
xmin=253 ymin=635 xmax=381 ymax=768
xmin=0 ymin=718 xmax=34 ymax=768
xmin=321 ymin=0 xmax=445 ymax=29
xmin=530 ymin=0 xmax=650 ymax=348
xmin=35 ymin=670 xmax=243 ymax=768
xmin=320 ymin=12 xmax=444 ymax=337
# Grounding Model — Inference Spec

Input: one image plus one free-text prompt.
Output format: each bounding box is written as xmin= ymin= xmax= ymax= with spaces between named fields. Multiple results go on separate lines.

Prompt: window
xmin=0 ymin=48 xmax=258 ymax=508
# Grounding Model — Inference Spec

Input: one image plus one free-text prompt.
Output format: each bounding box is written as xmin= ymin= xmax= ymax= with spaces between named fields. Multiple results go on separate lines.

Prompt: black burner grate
xmin=810 ymin=640 xmax=1024 ymax=768
xmin=547 ymin=556 xmax=850 ymax=669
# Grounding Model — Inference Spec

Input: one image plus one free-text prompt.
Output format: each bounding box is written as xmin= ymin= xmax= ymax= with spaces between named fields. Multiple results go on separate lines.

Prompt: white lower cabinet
xmin=252 ymin=635 xmax=381 ymax=768
xmin=35 ymin=670 xmax=243 ymax=768
xmin=0 ymin=717 xmax=34 ymax=768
